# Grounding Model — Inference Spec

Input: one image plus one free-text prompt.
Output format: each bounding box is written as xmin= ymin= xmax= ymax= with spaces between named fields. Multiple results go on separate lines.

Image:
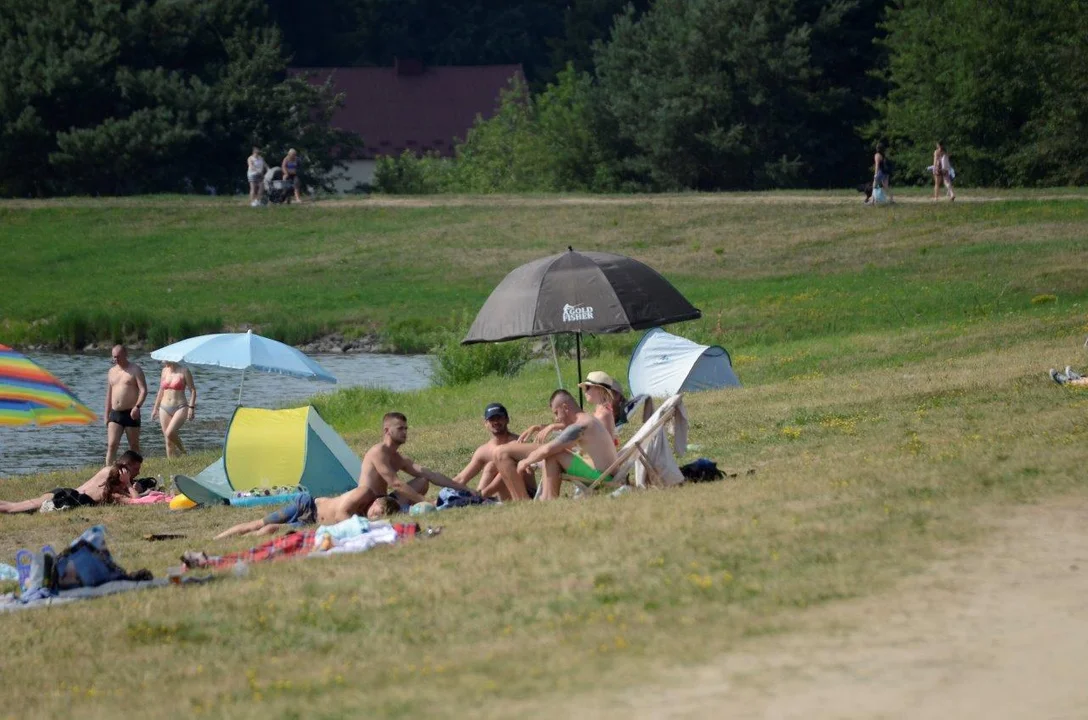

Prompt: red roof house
xmin=292 ymin=61 xmax=524 ymax=189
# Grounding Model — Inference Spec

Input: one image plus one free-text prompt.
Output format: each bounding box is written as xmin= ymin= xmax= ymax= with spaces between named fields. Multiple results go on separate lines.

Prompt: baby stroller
xmin=263 ymin=167 xmax=293 ymax=205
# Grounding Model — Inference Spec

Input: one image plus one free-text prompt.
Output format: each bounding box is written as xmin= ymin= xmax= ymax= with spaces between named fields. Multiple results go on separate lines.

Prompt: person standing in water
xmin=150 ymin=360 xmax=197 ymax=458
xmin=105 ymin=345 xmax=147 ymax=464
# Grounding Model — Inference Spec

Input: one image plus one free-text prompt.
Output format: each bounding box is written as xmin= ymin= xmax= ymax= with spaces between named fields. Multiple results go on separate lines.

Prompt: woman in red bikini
xmin=150 ymin=361 xmax=197 ymax=457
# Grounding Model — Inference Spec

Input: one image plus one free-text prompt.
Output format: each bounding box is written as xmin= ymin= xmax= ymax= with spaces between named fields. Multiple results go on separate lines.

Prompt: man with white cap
xmin=451 ymin=403 xmax=536 ymax=500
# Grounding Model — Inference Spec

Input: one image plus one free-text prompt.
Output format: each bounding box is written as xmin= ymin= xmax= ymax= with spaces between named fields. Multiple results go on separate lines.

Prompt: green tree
xmin=594 ymin=0 xmax=881 ymax=190
xmin=595 ymin=0 xmax=812 ymax=189
xmin=543 ymin=0 xmax=652 ymax=82
xmin=451 ymin=70 xmax=617 ymax=193
xmin=266 ymin=0 xmax=363 ymax=66
xmin=874 ymin=0 xmax=1087 ymax=186
xmin=0 ymin=0 xmax=359 ymax=197
xmin=1006 ymin=1 xmax=1088 ymax=186
xmin=346 ymin=0 xmax=565 ymax=84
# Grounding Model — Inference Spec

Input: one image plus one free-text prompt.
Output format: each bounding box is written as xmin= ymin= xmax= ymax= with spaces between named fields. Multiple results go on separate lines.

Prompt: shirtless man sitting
xmin=214 ymin=412 xmax=476 ymax=538
xmin=452 ymin=403 xmax=536 ymax=500
xmin=106 ymin=345 xmax=147 ymax=464
xmin=0 ymin=451 xmax=144 ymax=514
xmin=493 ymin=389 xmax=619 ymax=500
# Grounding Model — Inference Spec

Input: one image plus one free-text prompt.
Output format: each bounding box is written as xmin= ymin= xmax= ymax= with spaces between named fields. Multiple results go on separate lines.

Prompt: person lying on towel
xmin=492 ymin=389 xmax=618 ymax=500
xmin=215 ymin=412 xmax=476 ymax=538
xmin=0 ymin=451 xmax=143 ymax=514
xmin=451 ymin=402 xmax=537 ymax=500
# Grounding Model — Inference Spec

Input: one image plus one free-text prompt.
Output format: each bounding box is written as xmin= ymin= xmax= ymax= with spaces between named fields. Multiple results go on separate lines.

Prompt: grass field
xmin=2 ymin=189 xmax=1086 ymax=351
xmin=1 ymin=191 xmax=1088 ymax=718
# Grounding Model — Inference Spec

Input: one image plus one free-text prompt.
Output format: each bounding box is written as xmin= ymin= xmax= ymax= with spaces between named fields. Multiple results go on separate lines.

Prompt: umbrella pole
xmin=550 ymin=335 xmax=563 ymax=389
xmin=576 ymin=332 xmax=584 ymax=408
xmin=236 ymin=367 xmax=246 ymax=406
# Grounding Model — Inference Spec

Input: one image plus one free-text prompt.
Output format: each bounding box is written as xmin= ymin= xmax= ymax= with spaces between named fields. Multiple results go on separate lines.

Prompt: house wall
xmin=331 ymin=160 xmax=377 ymax=194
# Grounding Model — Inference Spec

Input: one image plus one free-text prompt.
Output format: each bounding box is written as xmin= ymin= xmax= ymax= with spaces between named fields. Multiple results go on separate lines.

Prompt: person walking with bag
xmin=932 ymin=141 xmax=956 ymax=201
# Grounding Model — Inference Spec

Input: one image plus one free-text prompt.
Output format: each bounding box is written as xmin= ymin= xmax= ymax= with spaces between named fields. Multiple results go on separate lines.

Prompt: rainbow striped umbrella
xmin=0 ymin=344 xmax=97 ymax=427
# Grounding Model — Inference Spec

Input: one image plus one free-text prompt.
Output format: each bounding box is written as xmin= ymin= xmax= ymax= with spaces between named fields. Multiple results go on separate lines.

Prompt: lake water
xmin=0 ymin=351 xmax=433 ymax=478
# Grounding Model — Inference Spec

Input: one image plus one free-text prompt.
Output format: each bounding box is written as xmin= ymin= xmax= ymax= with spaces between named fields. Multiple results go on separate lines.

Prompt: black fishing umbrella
xmin=463 ymin=248 xmax=701 ymax=403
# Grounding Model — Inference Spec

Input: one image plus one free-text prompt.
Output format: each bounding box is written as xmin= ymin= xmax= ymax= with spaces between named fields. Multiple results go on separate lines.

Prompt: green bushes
xmin=381 ymin=318 xmax=446 ymax=354
xmin=263 ymin=318 xmax=329 ymax=347
xmin=431 ymin=331 xmax=532 ymax=386
xmin=372 ymin=152 xmax=457 ymax=194
xmin=372 ymin=68 xmax=618 ymax=195
xmin=452 ymin=69 xmax=617 ymax=193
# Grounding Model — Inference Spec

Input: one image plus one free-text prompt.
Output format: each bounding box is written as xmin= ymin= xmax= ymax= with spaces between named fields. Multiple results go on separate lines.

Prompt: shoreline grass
xmin=1 ymin=192 xmax=1085 ymax=351
xmin=1 ymin=193 xmax=1087 ymax=717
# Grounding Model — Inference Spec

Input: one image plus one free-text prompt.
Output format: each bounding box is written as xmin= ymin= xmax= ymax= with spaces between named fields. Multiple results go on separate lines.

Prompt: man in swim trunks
xmin=214 ymin=412 xmax=476 ymax=538
xmin=452 ymin=403 xmax=536 ymax=500
xmin=105 ymin=345 xmax=147 ymax=464
xmin=493 ymin=389 xmax=618 ymax=500
xmin=0 ymin=451 xmax=143 ymax=514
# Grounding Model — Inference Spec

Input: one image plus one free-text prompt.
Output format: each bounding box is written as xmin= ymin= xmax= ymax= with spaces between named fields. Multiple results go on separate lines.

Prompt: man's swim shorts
xmin=263 ymin=492 xmax=318 ymax=527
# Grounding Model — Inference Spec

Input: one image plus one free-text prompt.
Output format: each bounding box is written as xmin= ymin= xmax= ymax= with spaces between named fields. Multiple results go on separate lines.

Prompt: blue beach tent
xmin=627 ymin=328 xmax=740 ymax=398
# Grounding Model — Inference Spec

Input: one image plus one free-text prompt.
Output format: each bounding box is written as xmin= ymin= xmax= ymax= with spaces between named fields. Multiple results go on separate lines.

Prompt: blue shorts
xmin=263 ymin=492 xmax=317 ymax=528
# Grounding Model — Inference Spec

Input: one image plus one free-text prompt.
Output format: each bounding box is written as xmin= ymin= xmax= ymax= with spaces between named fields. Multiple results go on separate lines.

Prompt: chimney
xmin=394 ymin=57 xmax=425 ymax=76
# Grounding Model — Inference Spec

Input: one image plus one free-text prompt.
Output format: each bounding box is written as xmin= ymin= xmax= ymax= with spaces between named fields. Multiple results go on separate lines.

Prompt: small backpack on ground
xmin=679 ymin=458 xmax=725 ymax=483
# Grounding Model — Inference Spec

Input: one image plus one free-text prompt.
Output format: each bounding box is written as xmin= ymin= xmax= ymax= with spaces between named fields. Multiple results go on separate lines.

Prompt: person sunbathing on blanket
xmin=451 ymin=403 xmax=536 ymax=500
xmin=493 ymin=390 xmax=618 ymax=500
xmin=0 ymin=451 xmax=143 ymax=514
xmin=214 ymin=412 xmax=475 ymax=538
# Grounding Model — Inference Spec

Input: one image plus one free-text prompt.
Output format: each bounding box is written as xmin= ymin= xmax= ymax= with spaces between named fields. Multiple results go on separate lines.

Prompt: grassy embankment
xmin=1 ymin=192 xmax=1088 ymax=718
xmin=1 ymin=188 xmax=1085 ymax=351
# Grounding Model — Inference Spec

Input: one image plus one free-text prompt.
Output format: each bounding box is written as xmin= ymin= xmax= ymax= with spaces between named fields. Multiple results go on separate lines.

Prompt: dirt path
xmin=3 ymin=192 xmax=1086 ymax=210
xmin=571 ymin=499 xmax=1088 ymax=719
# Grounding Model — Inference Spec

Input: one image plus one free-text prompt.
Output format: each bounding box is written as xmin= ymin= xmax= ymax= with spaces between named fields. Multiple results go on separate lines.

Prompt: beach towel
xmin=309 ymin=523 xmax=401 ymax=556
xmin=185 ymin=523 xmax=422 ymax=571
xmin=634 ymin=395 xmax=688 ymax=488
xmin=198 ymin=530 xmax=319 ymax=571
xmin=0 ymin=576 xmax=216 ymax=613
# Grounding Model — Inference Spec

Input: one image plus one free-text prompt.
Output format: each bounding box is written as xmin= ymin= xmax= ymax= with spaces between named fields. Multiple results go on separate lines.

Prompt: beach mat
xmin=0 ymin=575 xmax=216 ymax=612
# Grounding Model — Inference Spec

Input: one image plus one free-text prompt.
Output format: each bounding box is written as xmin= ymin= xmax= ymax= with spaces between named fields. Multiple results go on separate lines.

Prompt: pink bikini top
xmin=160 ymin=376 xmax=185 ymax=391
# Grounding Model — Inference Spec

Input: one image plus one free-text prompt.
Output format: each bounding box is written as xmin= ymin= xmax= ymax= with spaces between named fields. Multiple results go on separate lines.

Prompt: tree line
xmin=1 ymin=0 xmax=1084 ymax=197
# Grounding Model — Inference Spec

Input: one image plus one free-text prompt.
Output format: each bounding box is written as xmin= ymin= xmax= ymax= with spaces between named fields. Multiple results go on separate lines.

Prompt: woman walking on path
xmin=932 ymin=141 xmax=956 ymax=201
xmin=246 ymin=147 xmax=266 ymax=206
xmin=872 ymin=143 xmax=894 ymax=203
xmin=151 ymin=361 xmax=197 ymax=458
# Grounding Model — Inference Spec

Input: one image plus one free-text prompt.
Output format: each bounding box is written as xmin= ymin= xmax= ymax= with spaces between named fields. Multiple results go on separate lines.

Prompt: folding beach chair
xmin=574 ymin=393 xmax=688 ymax=494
